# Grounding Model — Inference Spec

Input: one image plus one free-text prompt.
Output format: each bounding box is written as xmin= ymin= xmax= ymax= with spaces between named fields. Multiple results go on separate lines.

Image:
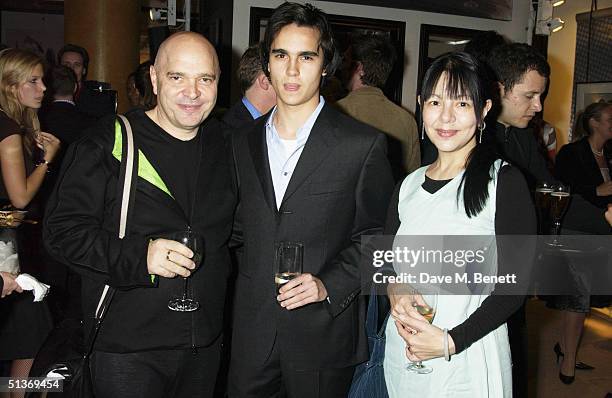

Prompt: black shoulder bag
xmin=27 ymin=114 xmax=137 ymax=398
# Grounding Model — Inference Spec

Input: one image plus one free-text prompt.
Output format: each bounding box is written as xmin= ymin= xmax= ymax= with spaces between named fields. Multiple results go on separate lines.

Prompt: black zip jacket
xmin=43 ymin=111 xmax=237 ymax=353
xmin=492 ymin=121 xmax=554 ymax=190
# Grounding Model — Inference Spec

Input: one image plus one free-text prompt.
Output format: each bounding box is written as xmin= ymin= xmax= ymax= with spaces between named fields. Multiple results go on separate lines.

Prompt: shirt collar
xmin=53 ymin=99 xmax=76 ymax=106
xmin=241 ymin=96 xmax=261 ymax=119
xmin=265 ymin=96 xmax=325 ymax=145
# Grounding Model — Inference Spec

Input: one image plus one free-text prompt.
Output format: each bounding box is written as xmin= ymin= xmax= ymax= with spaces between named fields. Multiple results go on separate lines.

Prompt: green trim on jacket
xmin=112 ymin=120 xmax=173 ymax=198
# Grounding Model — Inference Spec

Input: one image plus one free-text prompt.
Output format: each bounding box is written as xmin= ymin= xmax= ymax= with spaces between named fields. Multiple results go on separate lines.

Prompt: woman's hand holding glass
xmin=35 ymin=131 xmax=61 ymax=163
xmin=387 ymin=283 xmax=428 ymax=333
xmin=389 ymin=286 xmax=455 ymax=366
xmin=394 ymin=315 xmax=456 ymax=363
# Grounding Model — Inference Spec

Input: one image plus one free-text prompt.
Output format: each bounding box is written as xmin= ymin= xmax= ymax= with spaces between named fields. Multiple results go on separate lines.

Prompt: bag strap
xmin=84 ymin=114 xmax=137 ymax=358
xmin=365 ymin=286 xmax=379 ymax=335
xmin=365 ymin=285 xmax=391 ymax=338
xmin=116 ymin=114 xmax=135 ymax=240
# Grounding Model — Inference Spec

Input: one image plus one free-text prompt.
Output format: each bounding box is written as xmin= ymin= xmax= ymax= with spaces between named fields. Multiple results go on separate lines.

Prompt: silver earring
xmin=421 ymin=123 xmax=425 ymax=140
xmin=478 ymin=121 xmax=486 ymax=144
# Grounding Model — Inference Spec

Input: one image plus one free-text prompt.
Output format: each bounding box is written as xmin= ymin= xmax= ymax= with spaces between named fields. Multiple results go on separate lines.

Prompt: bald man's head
xmin=154 ymin=32 xmax=220 ymax=75
xmin=148 ymin=32 xmax=220 ymax=139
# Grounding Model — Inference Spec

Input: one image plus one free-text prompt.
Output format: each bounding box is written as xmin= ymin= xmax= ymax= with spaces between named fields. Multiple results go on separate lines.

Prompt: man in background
xmin=337 ymin=34 xmax=419 ymax=180
xmin=40 ymin=65 xmax=93 ymax=147
xmin=488 ymin=43 xmax=553 ymax=189
xmin=58 ymin=44 xmax=116 ymax=120
xmin=222 ymin=44 xmax=277 ymax=130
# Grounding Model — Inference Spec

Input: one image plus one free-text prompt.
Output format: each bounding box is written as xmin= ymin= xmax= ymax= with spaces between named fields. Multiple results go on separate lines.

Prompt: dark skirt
xmin=0 ymin=291 xmax=53 ymax=359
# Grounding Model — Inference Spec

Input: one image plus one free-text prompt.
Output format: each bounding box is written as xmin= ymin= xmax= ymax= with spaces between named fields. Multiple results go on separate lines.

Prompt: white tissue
xmin=15 ymin=273 xmax=50 ymax=302
xmin=46 ymin=367 xmax=68 ymax=380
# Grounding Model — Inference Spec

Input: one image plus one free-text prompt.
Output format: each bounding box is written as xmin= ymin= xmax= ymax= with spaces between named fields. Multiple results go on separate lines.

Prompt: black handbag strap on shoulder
xmin=84 ymin=114 xmax=137 ymax=358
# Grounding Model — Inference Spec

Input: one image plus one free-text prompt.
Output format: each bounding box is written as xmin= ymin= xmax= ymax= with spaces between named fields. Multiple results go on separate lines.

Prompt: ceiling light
xmin=536 ymin=17 xmax=565 ymax=35
xmin=550 ymin=17 xmax=565 ymax=32
xmin=447 ymin=39 xmax=470 ymax=45
xmin=149 ymin=8 xmax=166 ymax=21
xmin=552 ymin=0 xmax=565 ymax=7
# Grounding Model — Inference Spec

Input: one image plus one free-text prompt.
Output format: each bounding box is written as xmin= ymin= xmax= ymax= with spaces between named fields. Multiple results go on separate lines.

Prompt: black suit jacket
xmin=222 ymin=100 xmax=255 ymax=131
xmin=231 ymin=104 xmax=394 ymax=368
xmin=39 ymin=101 xmax=95 ymax=146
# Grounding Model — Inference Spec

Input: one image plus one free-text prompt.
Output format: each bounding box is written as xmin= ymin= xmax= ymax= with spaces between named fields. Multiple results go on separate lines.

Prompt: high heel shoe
xmin=559 ymin=371 xmax=575 ymax=384
xmin=553 ymin=342 xmax=595 ymax=370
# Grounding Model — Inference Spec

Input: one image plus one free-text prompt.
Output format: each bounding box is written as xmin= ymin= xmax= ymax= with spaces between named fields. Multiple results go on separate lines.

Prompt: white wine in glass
xmin=414 ymin=304 xmax=435 ymax=324
xmin=274 ymin=242 xmax=303 ymax=299
xmin=406 ymin=294 xmax=438 ymax=374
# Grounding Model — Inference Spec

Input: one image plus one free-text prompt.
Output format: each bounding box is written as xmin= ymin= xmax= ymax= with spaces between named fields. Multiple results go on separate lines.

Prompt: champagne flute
xmin=274 ymin=242 xmax=303 ymax=298
xmin=535 ymin=181 xmax=554 ymax=234
xmin=406 ymin=293 xmax=438 ymax=374
xmin=548 ymin=183 xmax=571 ymax=247
xmin=168 ymin=227 xmax=204 ymax=312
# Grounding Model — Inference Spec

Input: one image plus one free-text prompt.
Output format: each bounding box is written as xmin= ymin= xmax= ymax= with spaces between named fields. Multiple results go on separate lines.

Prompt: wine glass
xmin=548 ymin=183 xmax=571 ymax=247
xmin=535 ymin=181 xmax=554 ymax=234
xmin=406 ymin=293 xmax=438 ymax=374
xmin=168 ymin=227 xmax=204 ymax=312
xmin=25 ymin=128 xmax=45 ymax=165
xmin=274 ymin=242 xmax=303 ymax=299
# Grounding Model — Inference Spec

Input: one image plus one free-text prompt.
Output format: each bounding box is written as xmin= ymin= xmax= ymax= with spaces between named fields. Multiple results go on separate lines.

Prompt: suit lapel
xmin=281 ymin=104 xmax=339 ymax=206
xmin=247 ymin=118 xmax=278 ymax=212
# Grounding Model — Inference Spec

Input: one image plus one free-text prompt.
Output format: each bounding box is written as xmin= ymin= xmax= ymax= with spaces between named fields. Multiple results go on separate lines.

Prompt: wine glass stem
xmin=182 ymin=277 xmax=189 ymax=300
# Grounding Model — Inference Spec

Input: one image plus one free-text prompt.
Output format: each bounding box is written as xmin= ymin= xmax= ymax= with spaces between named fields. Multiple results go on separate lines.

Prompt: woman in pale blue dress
xmin=383 ymin=52 xmax=536 ymax=397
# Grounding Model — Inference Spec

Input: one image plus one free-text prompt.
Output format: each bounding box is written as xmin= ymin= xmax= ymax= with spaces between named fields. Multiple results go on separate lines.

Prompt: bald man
xmin=44 ymin=32 xmax=237 ymax=397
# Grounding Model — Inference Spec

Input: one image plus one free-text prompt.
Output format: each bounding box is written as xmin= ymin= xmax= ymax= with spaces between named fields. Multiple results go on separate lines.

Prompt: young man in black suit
xmin=228 ymin=3 xmax=394 ymax=397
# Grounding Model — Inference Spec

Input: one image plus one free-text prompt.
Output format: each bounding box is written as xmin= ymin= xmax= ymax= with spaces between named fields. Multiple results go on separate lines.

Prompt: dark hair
xmin=260 ymin=2 xmax=340 ymax=82
xmin=57 ymin=44 xmax=89 ymax=75
xmin=487 ymin=43 xmax=550 ymax=93
xmin=134 ymin=61 xmax=156 ymax=111
xmin=420 ymin=52 xmax=496 ymax=218
xmin=464 ymin=31 xmax=507 ymax=65
xmin=238 ymin=44 xmax=264 ymax=94
xmin=349 ymin=33 xmax=396 ymax=88
xmin=580 ymin=101 xmax=612 ymax=136
xmin=47 ymin=65 xmax=77 ymax=97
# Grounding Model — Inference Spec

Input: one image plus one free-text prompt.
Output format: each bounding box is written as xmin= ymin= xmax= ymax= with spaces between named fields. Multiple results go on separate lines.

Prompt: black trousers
xmin=228 ymin=336 xmax=355 ymax=398
xmin=90 ymin=336 xmax=222 ymax=398
xmin=508 ymin=302 xmax=527 ymax=398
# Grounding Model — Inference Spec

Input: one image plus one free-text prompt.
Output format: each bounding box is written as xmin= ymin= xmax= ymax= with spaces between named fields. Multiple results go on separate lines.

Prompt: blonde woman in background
xmin=0 ymin=48 xmax=60 ymax=393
